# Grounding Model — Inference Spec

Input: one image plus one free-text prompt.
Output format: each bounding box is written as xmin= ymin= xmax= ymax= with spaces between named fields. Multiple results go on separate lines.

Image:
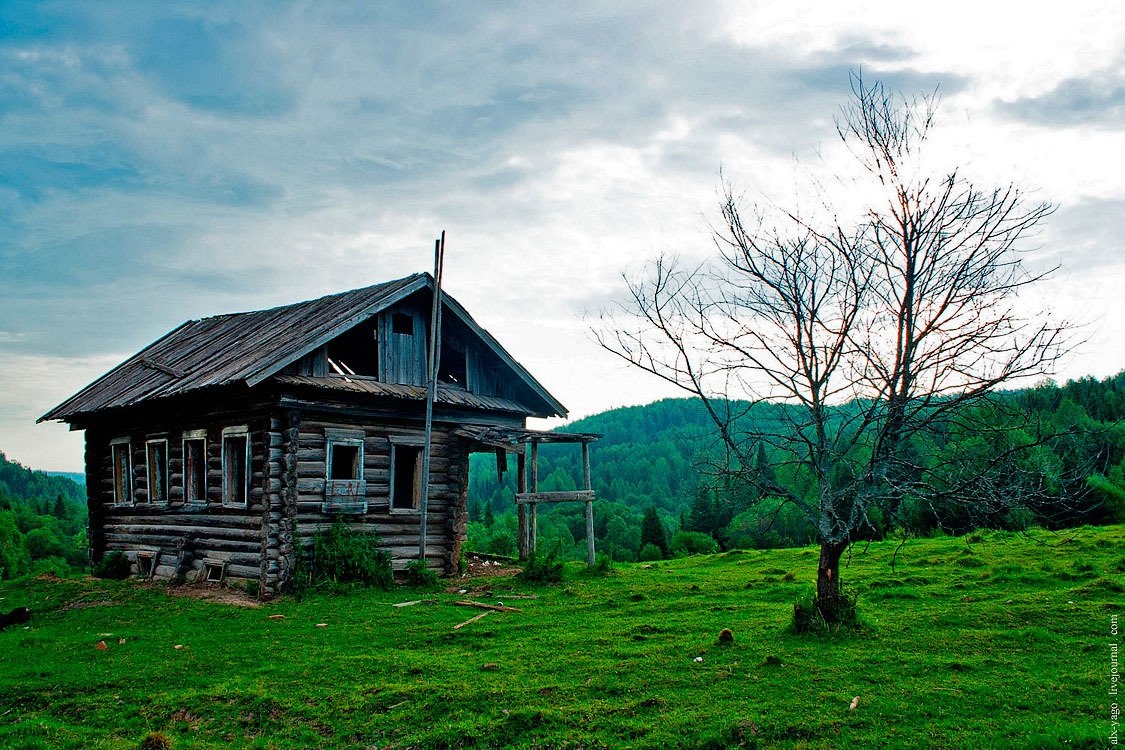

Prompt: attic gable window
xmin=182 ymin=430 xmax=207 ymax=505
xmin=221 ymin=426 xmax=250 ymax=508
xmin=324 ymin=428 xmax=366 ymax=514
xmin=111 ymin=438 xmax=132 ymax=506
xmin=392 ymin=312 xmax=414 ymax=335
xmin=145 ymin=439 xmax=169 ymax=505
xmin=438 ymin=338 xmax=466 ymax=387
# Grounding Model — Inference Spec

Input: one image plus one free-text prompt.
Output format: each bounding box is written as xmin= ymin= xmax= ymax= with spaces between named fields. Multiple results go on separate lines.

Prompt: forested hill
xmin=0 ymin=452 xmax=88 ymax=579
xmin=467 ymin=373 xmax=1125 ymax=560
xmin=469 ymin=397 xmax=744 ymax=518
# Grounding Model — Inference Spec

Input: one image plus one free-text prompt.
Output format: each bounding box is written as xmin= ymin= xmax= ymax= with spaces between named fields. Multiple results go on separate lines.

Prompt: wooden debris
xmin=94 ymin=641 xmax=108 ymax=650
xmin=267 ymin=614 xmax=286 ymax=619
xmin=315 ymin=623 xmax=328 ymax=628
xmin=388 ymin=700 xmax=409 ymax=710
xmin=495 ymin=594 xmax=538 ymax=600
xmin=454 ymin=600 xmax=522 ymax=613
xmin=392 ymin=599 xmax=436 ymax=608
xmin=848 ymin=696 xmax=860 ymax=711
xmin=453 ymin=611 xmax=492 ymax=630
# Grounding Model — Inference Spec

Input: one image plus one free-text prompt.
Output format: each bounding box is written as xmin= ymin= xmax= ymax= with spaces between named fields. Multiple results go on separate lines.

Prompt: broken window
xmin=325 ymin=320 xmax=379 ymax=377
xmin=145 ymin=439 xmax=169 ymax=505
xmin=329 ymin=445 xmax=360 ymax=480
xmin=221 ymin=427 xmax=250 ymax=507
xmin=325 ymin=428 xmax=366 ymax=514
xmin=392 ymin=312 xmax=414 ymax=335
xmin=202 ymin=560 xmax=225 ymax=583
xmin=390 ymin=441 xmax=423 ymax=511
xmin=111 ymin=438 xmax=132 ymax=506
xmin=137 ymin=552 xmax=156 ymax=579
xmin=438 ymin=338 xmax=467 ymax=387
xmin=183 ymin=431 xmax=207 ymax=505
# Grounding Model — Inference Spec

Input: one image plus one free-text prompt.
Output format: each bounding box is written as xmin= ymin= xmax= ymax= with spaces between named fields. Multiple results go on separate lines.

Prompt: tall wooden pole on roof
xmin=419 ymin=231 xmax=445 ymax=565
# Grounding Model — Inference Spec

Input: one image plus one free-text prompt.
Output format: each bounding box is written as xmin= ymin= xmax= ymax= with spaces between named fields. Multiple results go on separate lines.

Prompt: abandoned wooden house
xmin=40 ymin=272 xmax=596 ymax=594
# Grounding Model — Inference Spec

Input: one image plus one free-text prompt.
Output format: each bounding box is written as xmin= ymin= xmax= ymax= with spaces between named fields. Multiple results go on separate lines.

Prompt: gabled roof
xmin=40 ymin=273 xmax=566 ymax=422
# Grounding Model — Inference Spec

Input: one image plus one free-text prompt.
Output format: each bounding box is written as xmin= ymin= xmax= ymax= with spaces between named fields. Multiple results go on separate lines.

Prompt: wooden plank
xmin=453 ymin=601 xmax=522 ymax=613
xmin=453 ymin=611 xmax=491 ymax=630
xmin=515 ymin=491 xmax=596 ymax=504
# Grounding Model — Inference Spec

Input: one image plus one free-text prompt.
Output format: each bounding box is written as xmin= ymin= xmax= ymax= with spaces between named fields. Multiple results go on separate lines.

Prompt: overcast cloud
xmin=2 ymin=1 xmax=1123 ymax=470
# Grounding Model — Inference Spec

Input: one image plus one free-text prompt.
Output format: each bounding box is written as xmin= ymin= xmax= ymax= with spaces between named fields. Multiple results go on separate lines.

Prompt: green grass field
xmin=1 ymin=526 xmax=1120 ymax=749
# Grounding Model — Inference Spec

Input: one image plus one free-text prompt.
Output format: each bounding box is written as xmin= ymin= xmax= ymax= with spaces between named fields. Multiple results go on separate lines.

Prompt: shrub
xmin=405 ymin=558 xmax=441 ymax=589
xmin=519 ymin=548 xmax=564 ymax=584
xmin=591 ymin=552 xmax=613 ymax=575
xmin=790 ymin=587 xmax=861 ymax=635
xmin=670 ymin=531 xmax=719 ymax=557
xmin=638 ymin=543 xmax=664 ymax=562
xmin=93 ymin=550 xmax=131 ymax=580
xmin=304 ymin=519 xmax=393 ymax=590
xmin=139 ymin=732 xmax=172 ymax=750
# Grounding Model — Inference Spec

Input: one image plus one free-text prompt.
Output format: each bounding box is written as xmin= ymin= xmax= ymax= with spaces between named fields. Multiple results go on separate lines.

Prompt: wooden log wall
xmin=274 ymin=411 xmax=469 ymax=577
xmin=83 ymin=395 xmax=474 ymax=593
xmin=267 ymin=409 xmax=301 ymax=594
xmin=84 ymin=410 xmax=271 ymax=584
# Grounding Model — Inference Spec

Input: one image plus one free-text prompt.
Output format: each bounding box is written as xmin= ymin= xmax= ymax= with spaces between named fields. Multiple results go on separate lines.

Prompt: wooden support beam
xmin=530 ymin=442 xmax=538 ymax=555
xmin=515 ymin=491 xmax=596 ymax=504
xmin=583 ymin=442 xmax=595 ymax=568
xmin=517 ymin=451 xmax=528 ymax=560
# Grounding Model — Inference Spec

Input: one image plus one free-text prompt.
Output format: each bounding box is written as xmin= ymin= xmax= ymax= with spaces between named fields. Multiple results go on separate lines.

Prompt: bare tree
xmin=597 ymin=74 xmax=1069 ymax=621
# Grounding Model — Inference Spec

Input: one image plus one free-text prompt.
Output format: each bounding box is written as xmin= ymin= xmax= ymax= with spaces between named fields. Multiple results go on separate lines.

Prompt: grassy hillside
xmin=1 ymin=525 xmax=1117 ymax=749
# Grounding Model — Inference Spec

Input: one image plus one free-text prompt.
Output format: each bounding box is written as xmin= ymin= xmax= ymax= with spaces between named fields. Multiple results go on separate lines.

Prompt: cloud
xmin=998 ymin=70 xmax=1125 ymax=127
xmin=1 ymin=1 xmax=1122 ymax=470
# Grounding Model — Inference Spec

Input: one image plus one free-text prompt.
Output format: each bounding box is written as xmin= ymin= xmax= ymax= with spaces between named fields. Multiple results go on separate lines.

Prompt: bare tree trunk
xmin=816 ymin=539 xmax=849 ymax=620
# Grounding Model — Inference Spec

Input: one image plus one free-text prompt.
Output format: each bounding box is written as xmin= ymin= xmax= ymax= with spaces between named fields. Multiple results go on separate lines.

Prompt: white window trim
xmin=326 ymin=429 xmax=365 ymax=481
xmin=325 ymin=429 xmax=367 ymax=514
xmin=145 ymin=438 xmax=169 ymax=506
xmin=388 ymin=435 xmax=425 ymax=514
xmin=110 ymin=437 xmax=133 ymax=507
xmin=182 ymin=430 xmax=208 ymax=505
xmin=221 ymin=426 xmax=251 ymax=508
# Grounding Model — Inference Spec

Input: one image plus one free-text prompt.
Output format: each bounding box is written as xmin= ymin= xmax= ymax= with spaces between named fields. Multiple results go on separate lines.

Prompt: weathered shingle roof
xmin=273 ymin=375 xmax=537 ymax=415
xmin=40 ymin=273 xmax=566 ymax=422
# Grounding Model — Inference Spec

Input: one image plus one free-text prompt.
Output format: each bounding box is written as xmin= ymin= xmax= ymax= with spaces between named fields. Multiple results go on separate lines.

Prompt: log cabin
xmin=39 ymin=273 xmax=570 ymax=594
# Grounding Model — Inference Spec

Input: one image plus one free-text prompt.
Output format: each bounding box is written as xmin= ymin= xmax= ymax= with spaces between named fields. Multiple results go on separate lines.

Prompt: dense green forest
xmin=0 ymin=452 xmax=88 ymax=579
xmin=467 ymin=373 xmax=1125 ymax=562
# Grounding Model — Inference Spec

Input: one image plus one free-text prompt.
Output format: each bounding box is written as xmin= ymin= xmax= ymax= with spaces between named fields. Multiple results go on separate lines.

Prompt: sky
xmin=2 ymin=1 xmax=1124 ymax=472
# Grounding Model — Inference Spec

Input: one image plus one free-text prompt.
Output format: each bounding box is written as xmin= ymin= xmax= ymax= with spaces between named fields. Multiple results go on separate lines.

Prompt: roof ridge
xmin=188 ymin=272 xmax=427 ymax=323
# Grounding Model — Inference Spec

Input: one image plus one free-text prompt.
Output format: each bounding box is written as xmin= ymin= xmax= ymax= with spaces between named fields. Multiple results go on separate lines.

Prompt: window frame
xmin=110 ymin=437 xmax=133 ymax=506
xmin=388 ymin=435 xmax=425 ymax=514
xmin=136 ymin=551 xmax=157 ymax=579
xmin=182 ymin=429 xmax=208 ymax=506
xmin=324 ymin=428 xmax=367 ymax=514
xmin=221 ymin=426 xmax=251 ymax=508
xmin=145 ymin=438 xmax=169 ymax=506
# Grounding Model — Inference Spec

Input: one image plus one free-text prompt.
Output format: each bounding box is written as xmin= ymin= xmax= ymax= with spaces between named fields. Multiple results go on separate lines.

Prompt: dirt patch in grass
xmin=459 ymin=554 xmax=521 ymax=580
xmin=164 ymin=584 xmax=262 ymax=608
xmin=60 ymin=599 xmax=123 ymax=611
